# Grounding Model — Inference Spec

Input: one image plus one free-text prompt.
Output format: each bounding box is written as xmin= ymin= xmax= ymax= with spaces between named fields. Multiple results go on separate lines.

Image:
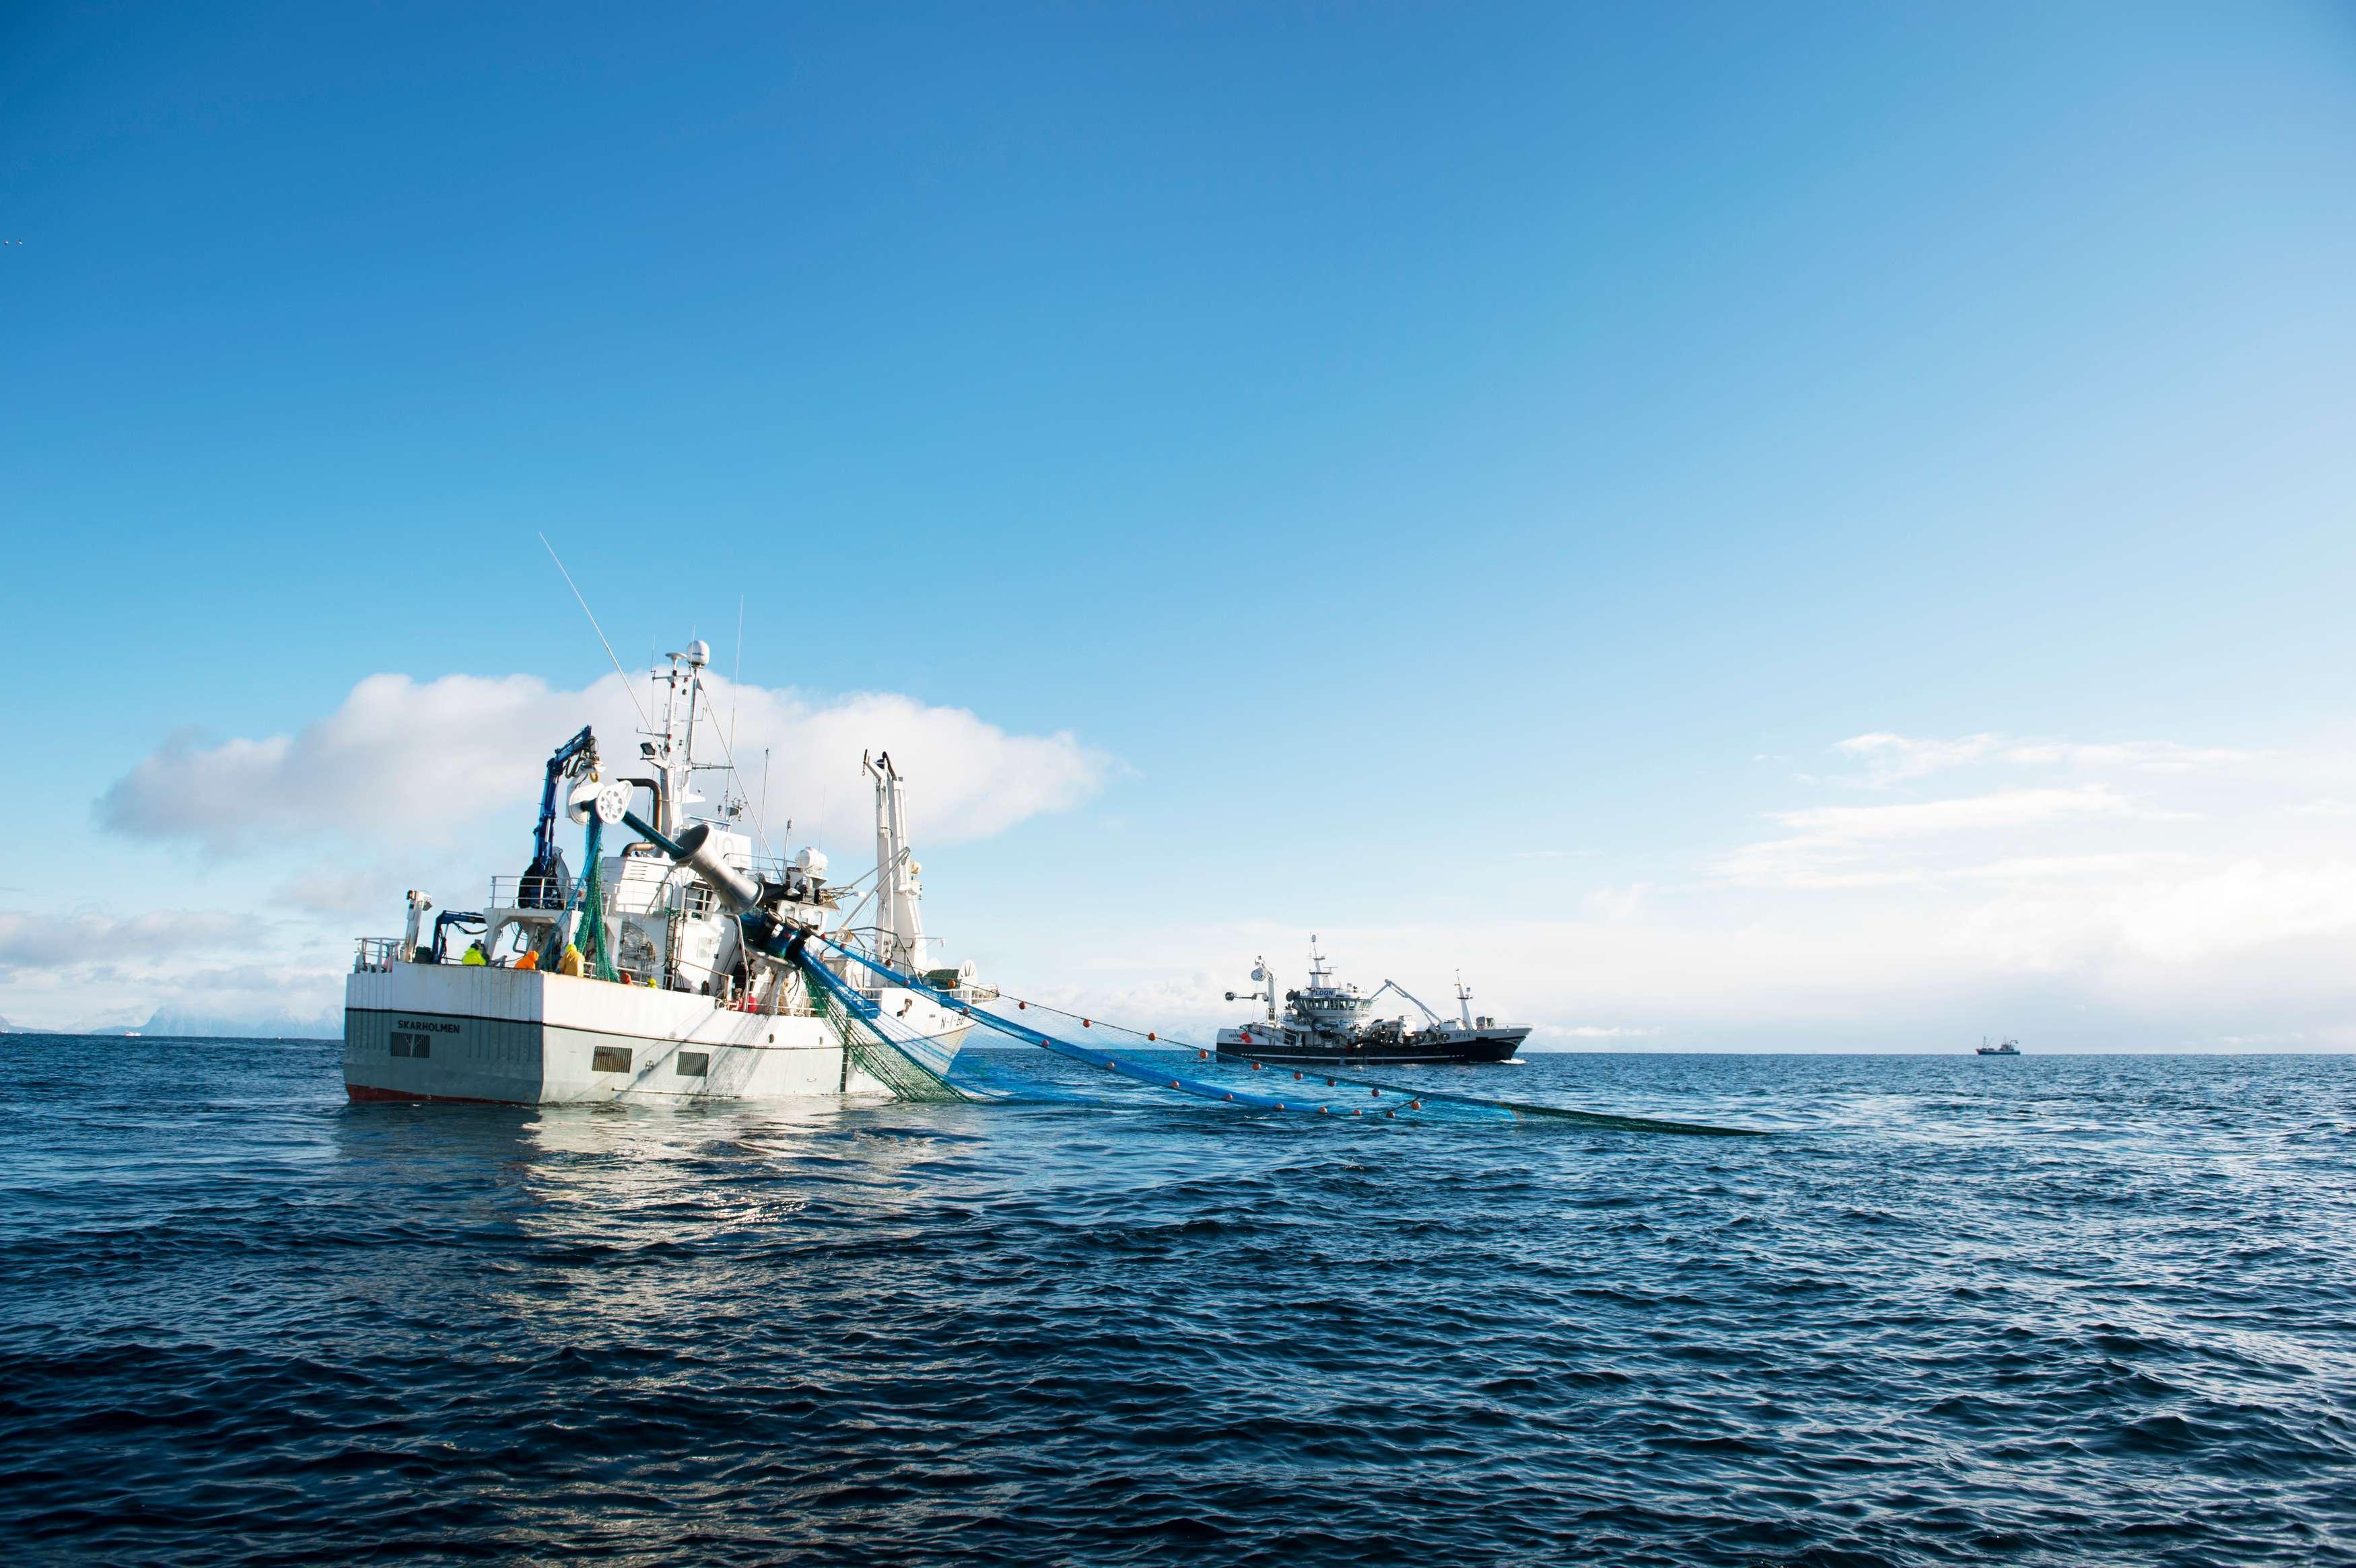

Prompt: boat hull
xmin=344 ymin=962 xmax=961 ymax=1104
xmin=1213 ymin=1025 xmax=1529 ymax=1065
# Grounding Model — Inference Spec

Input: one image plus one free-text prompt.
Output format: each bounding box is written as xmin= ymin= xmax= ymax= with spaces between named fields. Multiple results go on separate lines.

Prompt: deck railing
xmin=486 ymin=874 xmax=570 ymax=912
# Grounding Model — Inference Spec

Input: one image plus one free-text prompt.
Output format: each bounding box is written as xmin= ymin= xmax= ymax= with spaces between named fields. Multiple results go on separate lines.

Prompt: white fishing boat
xmin=344 ymin=639 xmax=984 ymax=1104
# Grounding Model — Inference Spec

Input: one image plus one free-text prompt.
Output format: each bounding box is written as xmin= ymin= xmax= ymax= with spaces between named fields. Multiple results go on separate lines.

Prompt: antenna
xmin=694 ymin=678 xmax=774 ymax=861
xmin=728 ymin=595 xmax=744 ymax=810
xmin=538 ymin=533 xmax=652 ymax=734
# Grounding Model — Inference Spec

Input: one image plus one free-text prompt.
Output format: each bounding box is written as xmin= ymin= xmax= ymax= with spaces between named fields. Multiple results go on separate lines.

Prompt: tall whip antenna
xmin=538 ymin=532 xmax=652 ymax=733
xmin=728 ymin=594 xmax=744 ymax=805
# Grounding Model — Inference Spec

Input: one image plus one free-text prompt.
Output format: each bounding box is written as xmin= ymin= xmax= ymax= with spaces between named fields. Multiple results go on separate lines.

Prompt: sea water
xmin=3 ymin=1038 xmax=2351 ymax=1564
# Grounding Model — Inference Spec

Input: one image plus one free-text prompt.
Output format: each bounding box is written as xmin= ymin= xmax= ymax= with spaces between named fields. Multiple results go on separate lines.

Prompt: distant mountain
xmin=0 ymin=1007 xmax=338 ymax=1039
xmin=135 ymin=1005 xmax=337 ymax=1040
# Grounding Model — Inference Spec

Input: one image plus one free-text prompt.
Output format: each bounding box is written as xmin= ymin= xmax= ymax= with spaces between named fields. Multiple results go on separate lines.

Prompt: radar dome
xmin=685 ymin=639 xmax=711 ymax=667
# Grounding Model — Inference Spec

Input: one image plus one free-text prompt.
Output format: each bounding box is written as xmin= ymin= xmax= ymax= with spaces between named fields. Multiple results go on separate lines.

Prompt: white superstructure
xmin=343 ymin=639 xmax=981 ymax=1105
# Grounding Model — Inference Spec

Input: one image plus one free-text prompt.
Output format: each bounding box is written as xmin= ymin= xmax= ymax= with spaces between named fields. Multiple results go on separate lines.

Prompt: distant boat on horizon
xmin=1977 ymin=1036 xmax=2021 ymax=1056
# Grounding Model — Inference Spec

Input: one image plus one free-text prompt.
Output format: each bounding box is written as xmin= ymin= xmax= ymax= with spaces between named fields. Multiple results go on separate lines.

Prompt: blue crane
xmin=520 ymin=725 xmax=598 ymax=908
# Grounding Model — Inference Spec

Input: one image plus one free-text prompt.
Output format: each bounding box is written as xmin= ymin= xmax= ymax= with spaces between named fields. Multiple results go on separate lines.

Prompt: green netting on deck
xmin=809 ymin=972 xmax=968 ymax=1103
xmin=576 ymin=814 xmax=617 ymax=982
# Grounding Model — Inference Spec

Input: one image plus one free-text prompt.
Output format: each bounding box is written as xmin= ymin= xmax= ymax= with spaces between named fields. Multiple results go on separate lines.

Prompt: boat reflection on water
xmin=331 ymin=1093 xmax=977 ymax=1329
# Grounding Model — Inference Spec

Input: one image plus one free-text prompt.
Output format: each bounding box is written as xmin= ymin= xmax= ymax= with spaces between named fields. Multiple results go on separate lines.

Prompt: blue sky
xmin=5 ymin=3 xmax=2356 ymax=1046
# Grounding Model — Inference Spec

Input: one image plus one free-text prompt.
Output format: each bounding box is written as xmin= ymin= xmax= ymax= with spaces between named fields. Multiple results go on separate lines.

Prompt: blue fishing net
xmin=797 ymin=938 xmax=1754 ymax=1135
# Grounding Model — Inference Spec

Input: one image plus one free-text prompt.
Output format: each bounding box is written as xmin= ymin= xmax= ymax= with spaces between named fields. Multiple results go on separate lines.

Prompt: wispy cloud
xmin=1945 ymin=851 xmax=2203 ymax=883
xmin=1579 ymin=883 xmax=1649 ymax=923
xmin=1834 ymin=732 xmax=2250 ymax=787
xmin=1776 ymin=785 xmax=2160 ymax=839
xmin=1714 ymin=785 xmax=2175 ymax=888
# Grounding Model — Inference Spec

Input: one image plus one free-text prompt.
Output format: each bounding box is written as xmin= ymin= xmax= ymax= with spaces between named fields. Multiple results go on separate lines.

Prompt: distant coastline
xmin=0 ymin=1009 xmax=337 ymax=1040
xmin=0 ymin=1028 xmax=338 ymax=1041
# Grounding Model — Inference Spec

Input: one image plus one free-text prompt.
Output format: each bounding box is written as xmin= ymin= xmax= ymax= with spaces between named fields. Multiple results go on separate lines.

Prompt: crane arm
xmin=1366 ymin=978 xmax=1444 ymax=1026
xmin=527 ymin=725 xmax=599 ymax=886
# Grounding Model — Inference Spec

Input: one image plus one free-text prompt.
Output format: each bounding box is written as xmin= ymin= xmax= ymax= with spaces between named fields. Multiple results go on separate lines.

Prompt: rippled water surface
xmin=4 ymin=1037 xmax=2353 ymax=1565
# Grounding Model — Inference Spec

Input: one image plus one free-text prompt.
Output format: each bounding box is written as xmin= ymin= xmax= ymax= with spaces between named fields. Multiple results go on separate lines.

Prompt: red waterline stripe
xmin=345 ymin=1083 xmax=515 ymax=1106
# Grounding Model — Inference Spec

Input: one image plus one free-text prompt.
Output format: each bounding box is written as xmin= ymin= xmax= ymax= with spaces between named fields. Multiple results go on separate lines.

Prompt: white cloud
xmin=98 ymin=670 xmax=1112 ymax=857
xmin=0 ymin=905 xmax=338 ymax=1033
xmin=40 ymin=666 xmax=1112 ymax=1036
xmin=0 ymin=909 xmax=250 ymax=974
xmin=2106 ymin=860 xmax=2356 ymax=964
xmin=706 ymin=680 xmax=1112 ymax=846
xmin=283 ymin=871 xmax=393 ymax=916
xmin=1937 ymin=858 xmax=2356 ymax=983
xmin=101 ymin=675 xmax=554 ymax=852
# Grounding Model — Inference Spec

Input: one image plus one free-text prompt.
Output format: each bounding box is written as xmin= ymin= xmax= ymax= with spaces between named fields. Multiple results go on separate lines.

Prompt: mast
xmin=646 ymin=639 xmax=712 ymax=834
xmin=1249 ymin=957 xmax=1278 ymax=1025
xmin=681 ymin=641 xmax=705 ymax=813
xmin=1456 ymin=972 xmax=1474 ymax=1029
xmin=652 ymin=652 xmax=680 ymax=834
xmin=867 ymin=750 xmax=928 ymax=973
